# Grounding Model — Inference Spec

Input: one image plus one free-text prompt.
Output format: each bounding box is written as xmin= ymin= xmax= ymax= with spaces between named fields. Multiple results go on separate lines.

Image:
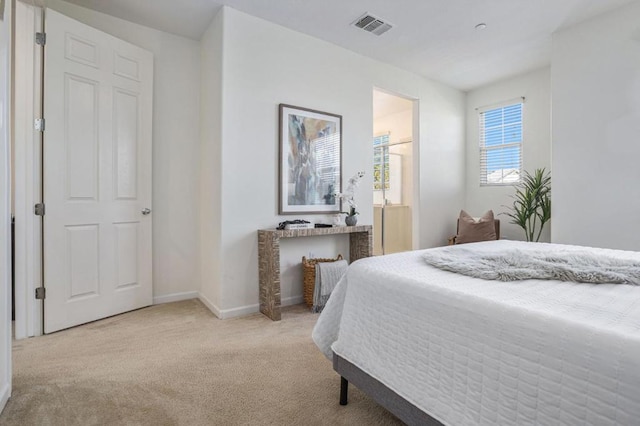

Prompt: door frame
xmin=411 ymin=97 xmax=420 ymax=250
xmin=1 ymin=0 xmax=15 ymax=410
xmin=13 ymin=2 xmax=44 ymax=338
xmin=371 ymin=87 xmax=421 ymax=252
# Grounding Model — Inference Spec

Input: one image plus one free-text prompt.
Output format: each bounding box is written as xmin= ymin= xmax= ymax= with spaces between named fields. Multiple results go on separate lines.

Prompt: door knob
xmin=142 ymin=208 xmax=151 ymax=215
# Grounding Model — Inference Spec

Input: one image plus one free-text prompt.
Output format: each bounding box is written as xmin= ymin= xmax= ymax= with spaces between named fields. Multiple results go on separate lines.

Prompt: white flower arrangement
xmin=337 ymin=171 xmax=365 ymax=216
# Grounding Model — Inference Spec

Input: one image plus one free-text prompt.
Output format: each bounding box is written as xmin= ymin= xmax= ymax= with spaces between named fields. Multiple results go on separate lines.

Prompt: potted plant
xmin=503 ymin=168 xmax=551 ymax=242
xmin=337 ymin=171 xmax=365 ymax=226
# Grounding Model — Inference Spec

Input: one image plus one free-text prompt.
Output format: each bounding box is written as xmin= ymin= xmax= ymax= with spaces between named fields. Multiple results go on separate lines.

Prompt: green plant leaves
xmin=503 ymin=168 xmax=551 ymax=242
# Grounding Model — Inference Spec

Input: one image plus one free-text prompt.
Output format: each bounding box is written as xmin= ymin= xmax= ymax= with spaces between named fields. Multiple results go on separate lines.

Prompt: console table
xmin=258 ymin=225 xmax=373 ymax=321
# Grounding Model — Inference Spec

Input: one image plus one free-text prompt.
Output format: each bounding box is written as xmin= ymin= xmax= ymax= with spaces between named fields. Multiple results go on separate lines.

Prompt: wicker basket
xmin=302 ymin=254 xmax=344 ymax=308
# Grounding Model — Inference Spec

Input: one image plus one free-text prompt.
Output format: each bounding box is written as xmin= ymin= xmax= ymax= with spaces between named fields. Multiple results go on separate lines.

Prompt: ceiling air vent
xmin=353 ymin=13 xmax=393 ymax=36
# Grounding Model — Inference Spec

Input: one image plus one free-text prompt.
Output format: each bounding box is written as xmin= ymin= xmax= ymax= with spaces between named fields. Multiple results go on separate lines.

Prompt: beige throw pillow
xmin=455 ymin=210 xmax=497 ymax=244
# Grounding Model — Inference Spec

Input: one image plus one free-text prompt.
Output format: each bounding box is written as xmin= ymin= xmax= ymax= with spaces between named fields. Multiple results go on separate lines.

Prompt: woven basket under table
xmin=301 ymin=254 xmax=344 ymax=308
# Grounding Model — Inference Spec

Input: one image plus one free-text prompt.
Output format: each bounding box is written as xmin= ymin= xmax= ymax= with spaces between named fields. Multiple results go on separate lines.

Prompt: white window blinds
xmin=479 ymin=101 xmax=523 ymax=185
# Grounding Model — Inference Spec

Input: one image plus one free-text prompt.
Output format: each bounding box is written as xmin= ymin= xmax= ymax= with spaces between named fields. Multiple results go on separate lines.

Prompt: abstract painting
xmin=279 ymin=104 xmax=342 ymax=214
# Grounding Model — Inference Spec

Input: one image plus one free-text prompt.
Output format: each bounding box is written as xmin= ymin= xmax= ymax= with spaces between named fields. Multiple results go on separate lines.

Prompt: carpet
xmin=0 ymin=300 xmax=402 ymax=425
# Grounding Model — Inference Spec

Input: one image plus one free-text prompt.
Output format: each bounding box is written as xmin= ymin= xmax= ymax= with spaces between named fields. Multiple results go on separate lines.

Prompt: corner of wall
xmin=463 ymin=68 xmax=551 ymax=242
xmin=198 ymin=5 xmax=225 ymax=314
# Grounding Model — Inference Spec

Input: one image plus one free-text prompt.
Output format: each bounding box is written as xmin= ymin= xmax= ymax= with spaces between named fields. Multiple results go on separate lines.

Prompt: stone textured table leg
xmin=258 ymin=231 xmax=281 ymax=321
xmin=350 ymin=229 xmax=373 ymax=262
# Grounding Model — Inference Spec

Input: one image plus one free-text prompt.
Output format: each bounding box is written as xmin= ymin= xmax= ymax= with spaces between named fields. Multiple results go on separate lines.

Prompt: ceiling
xmin=62 ymin=0 xmax=637 ymax=91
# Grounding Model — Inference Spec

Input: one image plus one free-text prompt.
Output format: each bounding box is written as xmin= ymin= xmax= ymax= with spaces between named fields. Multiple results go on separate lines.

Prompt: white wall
xmin=46 ymin=0 xmax=202 ymax=301
xmin=198 ymin=8 xmax=224 ymax=315
xmin=551 ymin=2 xmax=640 ymax=250
xmin=465 ymin=67 xmax=551 ymax=241
xmin=0 ymin=0 xmax=12 ymax=411
xmin=374 ymin=109 xmax=413 ymax=142
xmin=201 ymin=7 xmax=465 ymax=317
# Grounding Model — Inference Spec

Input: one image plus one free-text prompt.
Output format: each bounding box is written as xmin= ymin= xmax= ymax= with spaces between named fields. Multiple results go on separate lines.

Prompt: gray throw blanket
xmin=423 ymin=246 xmax=640 ymax=285
xmin=313 ymin=260 xmax=348 ymax=313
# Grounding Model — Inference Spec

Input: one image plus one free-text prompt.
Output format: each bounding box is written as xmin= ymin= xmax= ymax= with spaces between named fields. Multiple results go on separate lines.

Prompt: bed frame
xmin=333 ymin=352 xmax=443 ymax=426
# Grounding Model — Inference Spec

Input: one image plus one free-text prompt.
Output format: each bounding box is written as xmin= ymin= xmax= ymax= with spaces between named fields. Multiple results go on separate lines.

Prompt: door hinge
xmin=35 ymin=287 xmax=46 ymax=300
xmin=34 ymin=203 xmax=45 ymax=216
xmin=35 ymin=118 xmax=45 ymax=132
xmin=36 ymin=32 xmax=46 ymax=46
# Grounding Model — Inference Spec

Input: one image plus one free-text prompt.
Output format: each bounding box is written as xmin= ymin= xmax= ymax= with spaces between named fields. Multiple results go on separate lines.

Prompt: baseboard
xmin=197 ymin=293 xmax=222 ymax=319
xmin=199 ymin=295 xmax=305 ymax=320
xmin=282 ymin=295 xmax=304 ymax=307
xmin=153 ymin=291 xmax=199 ymax=305
xmin=0 ymin=382 xmax=10 ymax=414
xmin=217 ymin=303 xmax=259 ymax=319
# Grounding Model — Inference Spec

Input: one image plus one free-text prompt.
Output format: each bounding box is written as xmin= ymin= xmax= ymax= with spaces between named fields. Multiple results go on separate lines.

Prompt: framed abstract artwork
xmin=279 ymin=104 xmax=342 ymax=214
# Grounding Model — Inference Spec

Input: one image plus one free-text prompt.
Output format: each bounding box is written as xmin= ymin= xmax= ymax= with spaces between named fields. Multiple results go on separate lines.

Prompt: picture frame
xmin=279 ymin=104 xmax=342 ymax=215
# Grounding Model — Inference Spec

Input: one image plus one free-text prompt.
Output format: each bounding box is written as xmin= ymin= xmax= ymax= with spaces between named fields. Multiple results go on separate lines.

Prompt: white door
xmin=43 ymin=9 xmax=153 ymax=333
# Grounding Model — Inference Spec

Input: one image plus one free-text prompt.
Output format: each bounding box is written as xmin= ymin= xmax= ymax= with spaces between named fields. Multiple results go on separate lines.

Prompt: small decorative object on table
xmin=277 ymin=219 xmax=312 ymax=230
xmin=337 ymin=171 xmax=365 ymax=227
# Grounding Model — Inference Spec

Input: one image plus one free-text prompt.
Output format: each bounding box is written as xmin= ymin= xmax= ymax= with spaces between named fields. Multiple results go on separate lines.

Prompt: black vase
xmin=345 ymin=215 xmax=357 ymax=226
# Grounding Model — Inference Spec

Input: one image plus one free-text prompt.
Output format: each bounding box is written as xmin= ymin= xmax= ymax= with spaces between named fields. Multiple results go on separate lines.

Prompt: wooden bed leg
xmin=340 ymin=376 xmax=349 ymax=405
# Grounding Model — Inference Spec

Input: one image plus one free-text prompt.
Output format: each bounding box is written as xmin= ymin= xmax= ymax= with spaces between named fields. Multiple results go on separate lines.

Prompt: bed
xmin=312 ymin=240 xmax=640 ymax=425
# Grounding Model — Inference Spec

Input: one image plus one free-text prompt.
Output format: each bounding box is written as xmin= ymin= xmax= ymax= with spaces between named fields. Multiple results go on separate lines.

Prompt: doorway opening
xmin=372 ymin=89 xmax=415 ymax=255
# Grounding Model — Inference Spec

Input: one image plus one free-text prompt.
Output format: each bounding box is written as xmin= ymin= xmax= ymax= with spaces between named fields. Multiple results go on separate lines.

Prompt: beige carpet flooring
xmin=0 ymin=300 xmax=402 ymax=425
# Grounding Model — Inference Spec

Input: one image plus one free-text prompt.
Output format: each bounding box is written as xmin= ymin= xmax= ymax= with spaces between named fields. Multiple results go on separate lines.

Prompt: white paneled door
xmin=43 ymin=9 xmax=153 ymax=333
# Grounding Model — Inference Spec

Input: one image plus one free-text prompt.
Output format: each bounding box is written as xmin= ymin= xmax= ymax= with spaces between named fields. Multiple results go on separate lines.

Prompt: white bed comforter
xmin=312 ymin=240 xmax=640 ymax=426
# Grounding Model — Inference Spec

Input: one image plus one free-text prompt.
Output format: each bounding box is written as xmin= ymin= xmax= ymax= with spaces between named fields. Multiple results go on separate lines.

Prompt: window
xmin=479 ymin=101 xmax=523 ymax=185
xmin=373 ymin=134 xmax=390 ymax=190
